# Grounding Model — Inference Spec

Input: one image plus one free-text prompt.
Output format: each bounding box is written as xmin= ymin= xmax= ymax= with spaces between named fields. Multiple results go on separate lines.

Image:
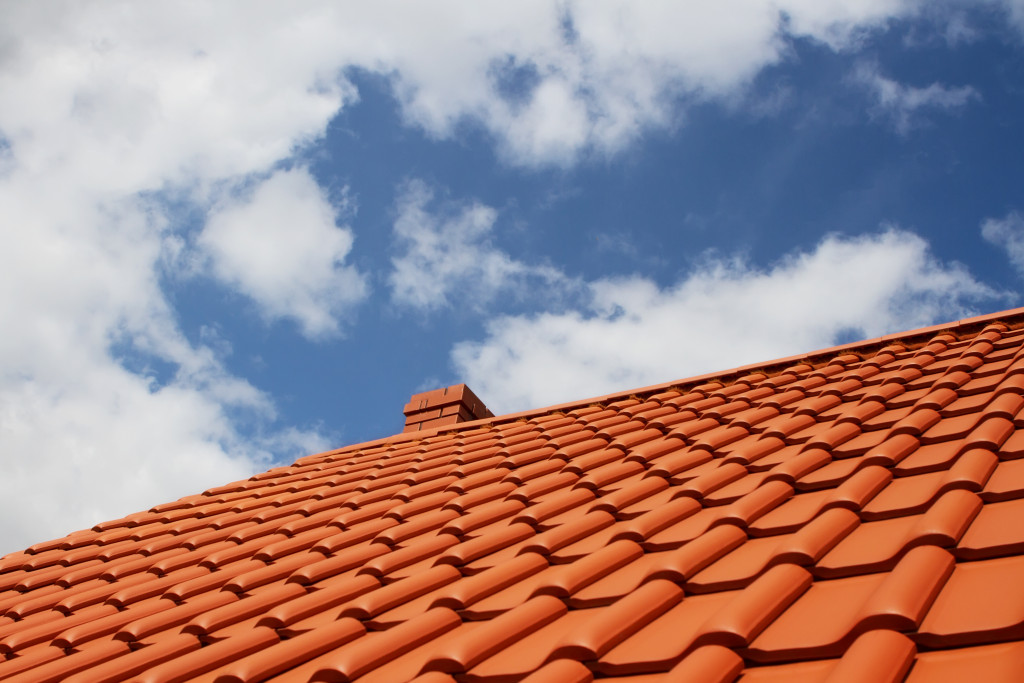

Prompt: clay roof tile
xmin=11 ymin=309 xmax=1024 ymax=679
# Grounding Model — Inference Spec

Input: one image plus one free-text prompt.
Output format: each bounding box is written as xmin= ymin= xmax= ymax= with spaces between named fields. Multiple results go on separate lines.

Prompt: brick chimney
xmin=402 ymin=384 xmax=493 ymax=433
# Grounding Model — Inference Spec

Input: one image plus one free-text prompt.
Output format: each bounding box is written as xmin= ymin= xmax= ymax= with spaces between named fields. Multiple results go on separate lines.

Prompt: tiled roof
xmin=5 ymin=309 xmax=1024 ymax=682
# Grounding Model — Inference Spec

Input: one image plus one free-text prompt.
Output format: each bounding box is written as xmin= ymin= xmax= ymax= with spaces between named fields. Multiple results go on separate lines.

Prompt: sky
xmin=2 ymin=1 xmax=1024 ymax=554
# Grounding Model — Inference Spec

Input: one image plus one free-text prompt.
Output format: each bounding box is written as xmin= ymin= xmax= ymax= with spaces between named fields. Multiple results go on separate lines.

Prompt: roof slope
xmin=4 ymin=309 xmax=1024 ymax=682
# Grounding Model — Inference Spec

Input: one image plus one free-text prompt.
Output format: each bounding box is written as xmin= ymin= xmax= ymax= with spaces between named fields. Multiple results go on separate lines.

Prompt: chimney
xmin=402 ymin=384 xmax=493 ymax=433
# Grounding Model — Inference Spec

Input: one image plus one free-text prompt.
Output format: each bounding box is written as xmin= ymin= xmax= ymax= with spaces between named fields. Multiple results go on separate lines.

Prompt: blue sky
xmin=3 ymin=2 xmax=1024 ymax=553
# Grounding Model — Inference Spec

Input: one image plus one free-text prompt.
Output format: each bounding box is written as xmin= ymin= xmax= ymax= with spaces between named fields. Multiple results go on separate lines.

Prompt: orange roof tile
xmin=6 ymin=308 xmax=1024 ymax=681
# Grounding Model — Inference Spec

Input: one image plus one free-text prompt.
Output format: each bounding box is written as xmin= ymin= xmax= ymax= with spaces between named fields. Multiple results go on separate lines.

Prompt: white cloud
xmin=389 ymin=180 xmax=571 ymax=311
xmin=778 ymin=0 xmax=922 ymax=47
xmin=0 ymin=1 xmax=1009 ymax=554
xmin=453 ymin=230 xmax=1004 ymax=414
xmin=0 ymin=4 xmax=357 ymax=192
xmin=0 ymin=1 xmax=987 ymax=180
xmin=982 ymin=211 xmax=1024 ymax=274
xmin=378 ymin=0 xmax=927 ymax=165
xmin=0 ymin=172 xmax=332 ymax=554
xmin=852 ymin=61 xmax=979 ymax=133
xmin=0 ymin=4 xmax=361 ymax=554
xmin=199 ymin=168 xmax=367 ymax=339
xmin=1003 ymin=0 xmax=1024 ymax=30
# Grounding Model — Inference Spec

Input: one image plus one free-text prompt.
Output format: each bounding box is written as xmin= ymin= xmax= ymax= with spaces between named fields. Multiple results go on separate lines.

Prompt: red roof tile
xmin=7 ymin=308 xmax=1024 ymax=681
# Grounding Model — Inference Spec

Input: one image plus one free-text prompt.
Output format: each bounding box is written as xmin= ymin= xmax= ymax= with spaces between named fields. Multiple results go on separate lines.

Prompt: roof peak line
xmin=304 ymin=307 xmax=1024 ymax=462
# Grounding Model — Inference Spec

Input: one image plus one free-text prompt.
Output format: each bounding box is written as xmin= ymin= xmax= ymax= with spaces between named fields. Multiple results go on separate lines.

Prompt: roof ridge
xmin=296 ymin=308 xmax=1024 ymax=463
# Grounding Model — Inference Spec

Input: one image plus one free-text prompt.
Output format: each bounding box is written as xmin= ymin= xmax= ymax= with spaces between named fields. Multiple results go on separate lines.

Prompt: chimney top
xmin=402 ymin=384 xmax=493 ymax=433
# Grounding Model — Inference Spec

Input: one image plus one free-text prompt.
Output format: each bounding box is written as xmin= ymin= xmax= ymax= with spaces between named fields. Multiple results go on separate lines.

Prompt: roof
xmin=4 ymin=307 xmax=1024 ymax=682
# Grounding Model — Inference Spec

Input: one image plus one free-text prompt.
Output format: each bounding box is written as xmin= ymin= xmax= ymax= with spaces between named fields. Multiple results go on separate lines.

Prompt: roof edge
xmin=300 ymin=306 xmax=1024 ymax=461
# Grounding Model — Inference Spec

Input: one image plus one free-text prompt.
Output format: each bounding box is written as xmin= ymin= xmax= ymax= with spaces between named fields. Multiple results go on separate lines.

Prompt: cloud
xmin=453 ymin=229 xmax=1004 ymax=414
xmin=982 ymin=211 xmax=1024 ymax=274
xmin=0 ymin=4 xmax=361 ymax=554
xmin=0 ymin=4 xmax=358 ymax=192
xmin=0 ymin=172 xmax=333 ymax=554
xmin=199 ymin=168 xmax=367 ymax=338
xmin=852 ymin=61 xmax=979 ymax=133
xmin=0 ymin=2 xmax=956 ymax=179
xmin=389 ymin=180 xmax=572 ymax=311
xmin=1002 ymin=0 xmax=1024 ymax=30
xmin=380 ymin=1 xmax=927 ymax=165
xmin=0 ymin=1 xmax=1006 ymax=554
